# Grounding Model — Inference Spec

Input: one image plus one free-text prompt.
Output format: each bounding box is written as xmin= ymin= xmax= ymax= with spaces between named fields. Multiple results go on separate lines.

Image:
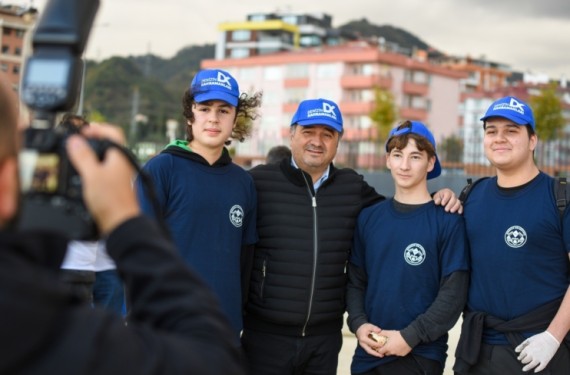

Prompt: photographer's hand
xmin=66 ymin=124 xmax=139 ymax=235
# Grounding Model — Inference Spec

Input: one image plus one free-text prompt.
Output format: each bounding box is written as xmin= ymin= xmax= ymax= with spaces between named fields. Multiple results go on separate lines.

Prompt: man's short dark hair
xmin=266 ymin=145 xmax=291 ymax=164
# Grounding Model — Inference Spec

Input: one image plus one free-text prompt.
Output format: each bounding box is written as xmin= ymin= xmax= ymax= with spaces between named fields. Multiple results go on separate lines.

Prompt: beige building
xmin=0 ymin=5 xmax=37 ymax=89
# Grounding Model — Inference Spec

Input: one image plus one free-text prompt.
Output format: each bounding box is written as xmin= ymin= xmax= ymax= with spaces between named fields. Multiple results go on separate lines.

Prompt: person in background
xmin=0 ymin=73 xmax=245 ymax=374
xmin=346 ymin=121 xmax=469 ymax=375
xmin=92 ymin=240 xmax=126 ymax=315
xmin=454 ymin=96 xmax=570 ymax=374
xmin=242 ymin=98 xmax=462 ymax=375
xmin=136 ymin=69 xmax=262 ymax=343
xmin=266 ymin=145 xmax=291 ymax=164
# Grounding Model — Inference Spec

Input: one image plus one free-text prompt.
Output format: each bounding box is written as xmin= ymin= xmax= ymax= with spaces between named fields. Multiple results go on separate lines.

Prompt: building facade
xmin=215 ymin=11 xmax=355 ymax=60
xmin=0 ymin=5 xmax=36 ymax=89
xmin=203 ymin=41 xmax=466 ymax=168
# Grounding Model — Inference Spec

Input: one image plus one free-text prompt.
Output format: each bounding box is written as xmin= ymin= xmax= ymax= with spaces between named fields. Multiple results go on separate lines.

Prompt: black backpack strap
xmin=555 ymin=177 xmax=568 ymax=219
xmin=459 ymin=177 xmax=489 ymax=204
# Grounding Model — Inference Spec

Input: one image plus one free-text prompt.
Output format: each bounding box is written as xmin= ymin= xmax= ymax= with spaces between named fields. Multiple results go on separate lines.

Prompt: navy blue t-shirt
xmin=137 ymin=150 xmax=257 ymax=342
xmin=350 ymin=199 xmax=469 ymax=373
xmin=464 ymin=172 xmax=570 ymax=344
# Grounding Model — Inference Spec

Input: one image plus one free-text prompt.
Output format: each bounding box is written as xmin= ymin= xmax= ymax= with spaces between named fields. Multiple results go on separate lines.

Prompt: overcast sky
xmin=9 ymin=0 xmax=570 ymax=78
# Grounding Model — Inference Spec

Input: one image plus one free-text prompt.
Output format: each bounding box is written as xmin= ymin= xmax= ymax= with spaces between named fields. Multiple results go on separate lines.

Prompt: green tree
xmin=86 ymin=110 xmax=107 ymax=123
xmin=440 ymin=135 xmax=463 ymax=163
xmin=370 ymin=87 xmax=397 ymax=141
xmin=530 ymin=83 xmax=564 ymax=141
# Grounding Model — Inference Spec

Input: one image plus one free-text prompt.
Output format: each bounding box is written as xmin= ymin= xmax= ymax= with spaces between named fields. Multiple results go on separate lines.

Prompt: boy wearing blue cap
xmin=346 ymin=121 xmax=469 ymax=375
xmin=242 ymin=99 xmax=462 ymax=375
xmin=136 ymin=69 xmax=262 ymax=343
xmin=454 ymin=96 xmax=570 ymax=374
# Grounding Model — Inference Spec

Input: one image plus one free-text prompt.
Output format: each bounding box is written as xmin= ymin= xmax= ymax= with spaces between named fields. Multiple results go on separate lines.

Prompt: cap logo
xmin=493 ymin=98 xmax=526 ymax=115
xmin=307 ymin=103 xmax=337 ymax=120
xmin=200 ymin=72 xmax=233 ymax=91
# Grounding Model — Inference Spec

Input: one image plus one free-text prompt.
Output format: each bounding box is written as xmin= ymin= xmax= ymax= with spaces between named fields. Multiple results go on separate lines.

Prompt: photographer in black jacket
xmin=0 ymin=74 xmax=245 ymax=375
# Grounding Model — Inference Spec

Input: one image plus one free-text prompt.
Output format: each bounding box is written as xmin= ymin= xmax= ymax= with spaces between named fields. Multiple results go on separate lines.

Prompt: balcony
xmin=399 ymin=107 xmax=428 ymax=121
xmin=402 ymin=81 xmax=429 ymax=96
xmin=340 ymin=74 xmax=392 ymax=90
xmin=338 ymin=101 xmax=376 ymax=115
xmin=283 ymin=78 xmax=309 ymax=88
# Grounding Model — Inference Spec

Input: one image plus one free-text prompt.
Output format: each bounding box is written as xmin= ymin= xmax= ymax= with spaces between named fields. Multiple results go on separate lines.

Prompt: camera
xmin=17 ymin=0 xmax=103 ymax=240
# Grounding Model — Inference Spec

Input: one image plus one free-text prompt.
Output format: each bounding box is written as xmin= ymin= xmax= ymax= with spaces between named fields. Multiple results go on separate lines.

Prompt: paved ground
xmin=337 ymin=316 xmax=462 ymax=374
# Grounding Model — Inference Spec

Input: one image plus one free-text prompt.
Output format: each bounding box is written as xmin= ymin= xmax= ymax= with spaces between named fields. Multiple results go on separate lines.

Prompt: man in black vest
xmin=242 ymin=98 xmax=461 ymax=375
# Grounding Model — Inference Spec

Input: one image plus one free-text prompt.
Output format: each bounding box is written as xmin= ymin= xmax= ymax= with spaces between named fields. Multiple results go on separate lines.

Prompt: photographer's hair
xmin=0 ymin=76 xmax=19 ymax=161
xmin=386 ymin=120 xmax=436 ymax=158
xmin=182 ymin=90 xmax=263 ymax=145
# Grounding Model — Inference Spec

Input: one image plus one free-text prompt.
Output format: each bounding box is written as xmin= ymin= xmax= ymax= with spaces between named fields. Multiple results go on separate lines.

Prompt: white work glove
xmin=515 ymin=331 xmax=560 ymax=373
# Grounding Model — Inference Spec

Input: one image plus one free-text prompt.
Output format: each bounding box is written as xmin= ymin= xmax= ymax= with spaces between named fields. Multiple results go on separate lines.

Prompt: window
xmin=12 ymin=65 xmax=19 ymax=74
xmin=300 ymin=35 xmax=321 ymax=47
xmin=317 ymin=63 xmax=338 ymax=78
xmin=262 ymin=90 xmax=279 ymax=106
xmin=239 ymin=67 xmax=257 ymax=81
xmin=281 ymin=15 xmax=298 ymax=25
xmin=349 ymin=64 xmax=375 ymax=76
xmin=230 ymin=48 xmax=249 ymax=59
xmin=405 ymin=70 xmax=430 ymax=84
xmin=315 ymin=89 xmax=336 ymax=100
xmin=231 ymin=30 xmax=251 ymax=41
xmin=2 ymin=45 xmax=9 ymax=54
xmin=403 ymin=95 xmax=424 ymax=109
xmin=14 ymin=47 xmax=22 ymax=56
xmin=263 ymin=66 xmax=282 ymax=81
xmin=1 ymin=63 xmax=7 ymax=72
xmin=249 ymin=14 xmax=267 ymax=21
xmin=286 ymin=64 xmax=308 ymax=79
xmin=16 ymin=29 xmax=25 ymax=38
xmin=285 ymin=88 xmax=306 ymax=104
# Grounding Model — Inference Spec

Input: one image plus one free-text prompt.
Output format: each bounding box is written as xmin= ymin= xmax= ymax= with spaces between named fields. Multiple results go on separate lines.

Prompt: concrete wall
xmin=359 ymin=170 xmax=481 ymax=198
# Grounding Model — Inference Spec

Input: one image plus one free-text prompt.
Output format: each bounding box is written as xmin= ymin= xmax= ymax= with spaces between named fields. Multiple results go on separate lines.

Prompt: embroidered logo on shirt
xmin=229 ymin=205 xmax=244 ymax=228
xmin=504 ymin=225 xmax=527 ymax=248
xmin=404 ymin=243 xmax=426 ymax=266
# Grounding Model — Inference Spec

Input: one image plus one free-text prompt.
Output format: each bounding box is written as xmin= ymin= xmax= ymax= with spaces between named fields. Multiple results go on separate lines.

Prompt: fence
xmin=338 ymin=133 xmax=570 ymax=179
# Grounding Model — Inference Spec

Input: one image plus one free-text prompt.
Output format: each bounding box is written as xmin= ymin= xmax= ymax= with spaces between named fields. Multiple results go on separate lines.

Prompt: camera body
xmin=17 ymin=0 xmax=102 ymax=240
xmin=19 ymin=125 xmax=109 ymax=240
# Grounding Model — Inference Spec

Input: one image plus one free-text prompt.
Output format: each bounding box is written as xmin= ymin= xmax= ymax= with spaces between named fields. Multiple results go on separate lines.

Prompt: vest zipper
xmin=301 ymin=173 xmax=318 ymax=337
xmin=260 ymin=259 xmax=267 ymax=299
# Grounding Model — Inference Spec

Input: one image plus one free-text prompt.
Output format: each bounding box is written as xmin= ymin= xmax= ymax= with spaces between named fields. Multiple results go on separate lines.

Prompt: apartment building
xmin=438 ymin=55 xmax=512 ymax=93
xmin=0 ymin=5 xmax=36 ymax=89
xmin=215 ymin=11 xmax=355 ymax=60
xmin=203 ymin=41 xmax=466 ymax=168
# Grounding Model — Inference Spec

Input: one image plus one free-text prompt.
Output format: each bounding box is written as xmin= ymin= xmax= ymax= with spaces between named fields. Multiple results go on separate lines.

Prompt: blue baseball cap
xmin=291 ymin=98 xmax=343 ymax=133
xmin=480 ymin=96 xmax=535 ymax=130
xmin=385 ymin=121 xmax=441 ymax=180
xmin=190 ymin=69 xmax=240 ymax=107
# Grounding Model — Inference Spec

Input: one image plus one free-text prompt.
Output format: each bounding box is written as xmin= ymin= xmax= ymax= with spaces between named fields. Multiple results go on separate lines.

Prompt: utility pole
xmin=129 ymin=86 xmax=140 ymax=146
